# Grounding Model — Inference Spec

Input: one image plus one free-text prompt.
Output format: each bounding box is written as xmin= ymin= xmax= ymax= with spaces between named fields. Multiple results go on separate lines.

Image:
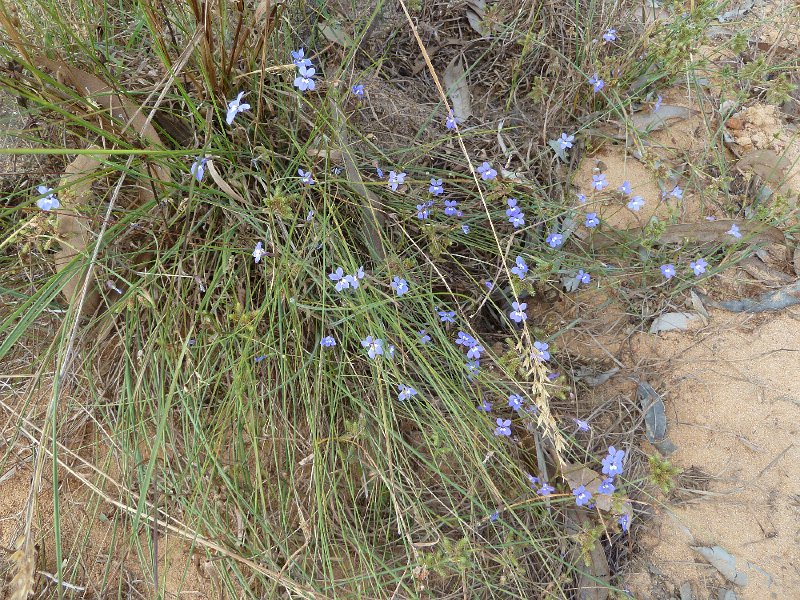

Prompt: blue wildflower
xmin=577 ymin=193 xmax=587 ymax=203
xmin=444 ymin=200 xmax=459 ymax=216
xmin=293 ymin=64 xmax=316 ymax=92
xmin=601 ymin=446 xmax=626 ymax=477
xmin=532 ymin=341 xmax=550 ymax=361
xmin=627 ymin=196 xmax=645 ymax=211
xmin=461 ymin=224 xmax=470 ymax=234
xmin=291 ymin=48 xmax=313 ymax=69
xmin=329 ymin=267 xmax=351 ymax=292
xmin=660 ymin=264 xmax=676 ymax=280
xmin=298 ymin=169 xmax=315 ymax=185
xmin=478 ymin=399 xmax=493 ymax=412
xmin=511 ymin=256 xmax=528 ymax=280
xmin=418 ymin=330 xmax=431 ymax=345
xmin=618 ymin=513 xmax=630 ymax=533
xmin=388 ymin=170 xmax=406 ymax=191
xmin=690 ymin=258 xmax=708 ymax=276
xmin=653 ymin=95 xmax=663 ymax=112
xmin=445 ymin=109 xmax=458 ymax=130
xmin=588 ymin=74 xmax=605 ymax=92
xmin=466 ymin=360 xmax=481 ymax=376
xmin=361 ymin=336 xmax=384 ymax=360
xmin=509 ymin=301 xmax=527 ymax=323
xmin=351 ymin=83 xmax=364 ymax=98
xmin=252 ymin=241 xmax=267 ymax=264
xmin=36 ymin=185 xmax=60 ymax=211
xmin=538 ymin=482 xmax=555 ymax=496
xmin=190 ymin=157 xmax=208 ymax=183
xmin=573 ymin=485 xmax=592 ymax=506
xmin=508 ymin=394 xmax=524 ymax=412
xmin=320 ymin=336 xmax=336 ymax=348
xmin=398 ymin=384 xmax=418 ymax=402
xmin=559 ymin=132 xmax=575 ymax=150
xmin=466 ymin=344 xmax=484 ymax=360
xmin=618 ymin=181 xmax=632 ymax=195
xmin=477 ymin=161 xmax=497 ymax=181
xmin=226 ymin=91 xmax=251 ymax=125
xmin=602 ymin=28 xmax=617 ymax=42
xmin=455 ymin=331 xmax=477 ymax=347
xmin=585 ymin=213 xmax=600 ymax=228
xmin=727 ymin=223 xmax=742 ymax=238
xmin=574 ymin=418 xmax=590 ymax=432
xmin=546 ymin=232 xmax=564 ymax=248
xmin=494 ymin=418 xmax=511 ymax=437
xmin=429 ymin=178 xmax=444 ymax=196
xmin=598 ymin=478 xmax=616 ymax=495
xmin=391 ymin=276 xmax=409 ymax=296
xmin=592 ymin=173 xmax=608 ymax=191
xmin=670 ymin=186 xmax=683 ymax=200
xmin=576 ymin=270 xmax=591 ymax=285
xmin=416 ymin=204 xmax=430 ymax=220
xmin=438 ymin=310 xmax=456 ymax=324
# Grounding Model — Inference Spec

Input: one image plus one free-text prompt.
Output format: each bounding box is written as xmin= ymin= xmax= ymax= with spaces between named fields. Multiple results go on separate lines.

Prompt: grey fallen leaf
xmin=549 ymin=138 xmax=568 ymax=162
xmin=465 ymin=0 xmax=489 ymax=36
xmin=561 ymin=274 xmax=580 ymax=293
xmin=717 ymin=0 xmax=755 ymax=22
xmin=679 ymin=582 xmax=694 ymax=600
xmin=692 ymin=546 xmax=748 ymax=586
xmin=638 ymin=382 xmax=677 ymax=454
xmin=707 ymin=280 xmax=800 ymax=313
xmin=632 ymin=105 xmax=697 ymax=134
xmin=320 ymin=21 xmax=353 ymax=47
xmin=719 ymin=589 xmax=739 ymax=600
xmin=575 ymin=366 xmax=620 ymax=387
xmin=649 ymin=312 xmax=703 ymax=334
xmin=443 ymin=58 xmax=472 ymax=122
xmin=689 ymin=289 xmax=710 ymax=320
xmin=737 ymin=149 xmax=792 ymax=196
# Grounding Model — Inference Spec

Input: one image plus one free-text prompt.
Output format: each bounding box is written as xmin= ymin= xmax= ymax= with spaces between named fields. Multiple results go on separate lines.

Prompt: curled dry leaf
xmin=54 ymin=151 xmax=107 ymax=315
xmin=736 ymin=149 xmax=793 ymax=197
xmin=591 ymin=105 xmax=697 ymax=140
xmin=443 ymin=57 xmax=472 ymax=122
xmin=34 ymin=57 xmax=170 ymax=203
xmin=206 ymin=159 xmax=245 ymax=203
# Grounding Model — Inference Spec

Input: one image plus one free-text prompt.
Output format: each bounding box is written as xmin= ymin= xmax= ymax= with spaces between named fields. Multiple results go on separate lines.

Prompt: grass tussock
xmin=1 ymin=0 xmax=799 ymax=598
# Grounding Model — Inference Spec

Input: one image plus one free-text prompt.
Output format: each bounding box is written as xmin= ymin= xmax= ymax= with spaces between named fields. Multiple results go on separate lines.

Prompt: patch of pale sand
xmin=574 ymin=87 xmax=711 ymax=231
xmin=628 ymin=310 xmax=800 ymax=599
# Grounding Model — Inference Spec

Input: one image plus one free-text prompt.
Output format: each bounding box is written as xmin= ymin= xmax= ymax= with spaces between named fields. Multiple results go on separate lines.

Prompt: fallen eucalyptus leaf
xmin=574 ymin=366 xmax=619 ymax=387
xmin=631 ymin=105 xmax=697 ymax=133
xmin=54 ymin=151 xmax=107 ymax=315
xmin=649 ymin=312 xmax=704 ymax=334
xmin=692 ymin=546 xmax=748 ymax=586
xmin=737 ymin=149 xmax=793 ymax=196
xmin=638 ymin=381 xmax=677 ymax=454
xmin=465 ymin=0 xmax=489 ymax=36
xmin=717 ymin=0 xmax=755 ymax=22
xmin=443 ymin=58 xmax=472 ymax=122
xmin=206 ymin=160 xmax=245 ymax=203
xmin=702 ymin=280 xmax=800 ymax=313
xmin=320 ymin=20 xmax=353 ymax=47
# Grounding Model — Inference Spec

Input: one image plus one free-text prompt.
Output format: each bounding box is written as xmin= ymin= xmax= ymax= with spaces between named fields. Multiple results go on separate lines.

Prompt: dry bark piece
xmin=54 ymin=152 xmax=107 ymax=314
